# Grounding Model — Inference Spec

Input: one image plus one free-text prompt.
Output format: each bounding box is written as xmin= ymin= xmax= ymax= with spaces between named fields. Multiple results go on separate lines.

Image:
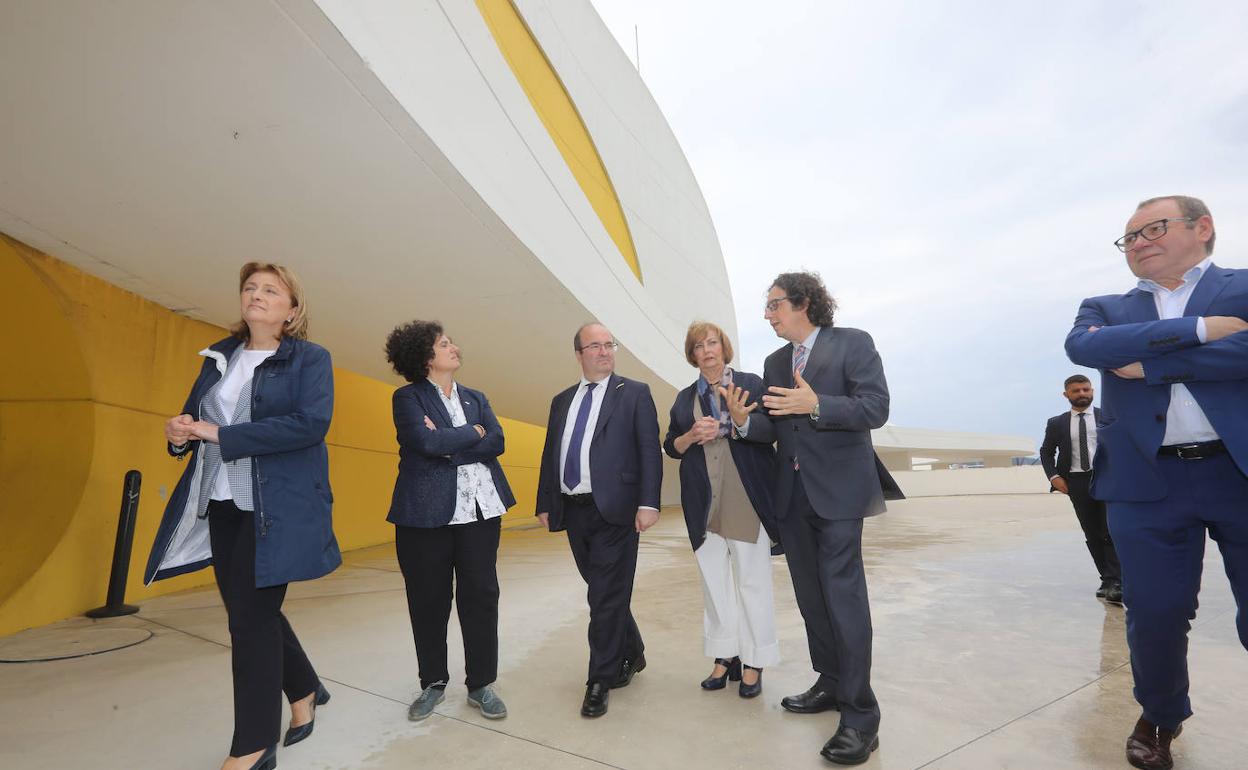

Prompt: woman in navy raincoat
xmin=145 ymin=262 xmax=341 ymax=770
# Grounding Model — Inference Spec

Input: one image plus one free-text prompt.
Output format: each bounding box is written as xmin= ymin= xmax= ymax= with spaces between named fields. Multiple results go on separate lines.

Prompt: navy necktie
xmin=1078 ymin=412 xmax=1090 ymax=471
xmin=563 ymin=382 xmax=597 ymax=489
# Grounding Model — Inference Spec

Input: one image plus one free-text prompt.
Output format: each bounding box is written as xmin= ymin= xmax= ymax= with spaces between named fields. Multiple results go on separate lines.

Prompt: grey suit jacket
xmin=742 ymin=326 xmax=902 ymax=520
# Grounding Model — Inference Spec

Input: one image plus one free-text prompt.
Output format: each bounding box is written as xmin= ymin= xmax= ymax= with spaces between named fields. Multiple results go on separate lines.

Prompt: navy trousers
xmin=1107 ymin=452 xmax=1248 ymax=730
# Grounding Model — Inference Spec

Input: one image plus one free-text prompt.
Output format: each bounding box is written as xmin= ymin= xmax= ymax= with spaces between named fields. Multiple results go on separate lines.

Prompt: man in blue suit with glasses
xmin=1066 ymin=195 xmax=1248 ymax=770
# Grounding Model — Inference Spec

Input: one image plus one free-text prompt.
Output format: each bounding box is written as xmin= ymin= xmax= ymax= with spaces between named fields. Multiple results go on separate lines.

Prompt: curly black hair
xmin=771 ymin=271 xmax=836 ymax=327
xmin=385 ymin=320 xmax=443 ymax=383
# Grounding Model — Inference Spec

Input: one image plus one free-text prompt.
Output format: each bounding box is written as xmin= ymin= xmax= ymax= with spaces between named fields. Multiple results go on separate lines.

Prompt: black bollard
xmin=86 ymin=470 xmax=142 ymax=618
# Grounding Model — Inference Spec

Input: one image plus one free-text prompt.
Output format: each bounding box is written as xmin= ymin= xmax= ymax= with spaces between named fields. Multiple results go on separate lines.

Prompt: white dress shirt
xmin=430 ymin=380 xmax=507 ymax=525
xmin=559 ymin=375 xmax=611 ymax=495
xmin=1138 ymin=257 xmax=1220 ymax=445
xmin=1066 ymin=408 xmax=1097 ymax=474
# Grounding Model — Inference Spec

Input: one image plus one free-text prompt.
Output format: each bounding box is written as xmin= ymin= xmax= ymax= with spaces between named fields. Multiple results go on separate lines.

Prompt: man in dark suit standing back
xmin=1039 ymin=374 xmax=1123 ymax=604
xmin=1066 ymin=195 xmax=1248 ymax=770
xmin=724 ymin=272 xmax=900 ymax=766
xmin=535 ymin=322 xmax=662 ymax=719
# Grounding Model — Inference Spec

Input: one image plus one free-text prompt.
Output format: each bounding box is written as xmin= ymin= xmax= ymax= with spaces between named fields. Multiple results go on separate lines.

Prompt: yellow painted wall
xmin=475 ymin=0 xmax=643 ymax=283
xmin=0 ymin=236 xmax=544 ymax=637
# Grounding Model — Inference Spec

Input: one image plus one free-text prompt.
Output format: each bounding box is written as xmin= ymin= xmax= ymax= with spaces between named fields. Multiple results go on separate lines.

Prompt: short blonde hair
xmin=684 ymin=321 xmax=734 ymax=367
xmin=231 ymin=262 xmax=309 ymax=341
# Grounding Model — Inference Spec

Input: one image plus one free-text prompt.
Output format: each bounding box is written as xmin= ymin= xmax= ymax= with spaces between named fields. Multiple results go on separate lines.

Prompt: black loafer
xmin=820 ymin=725 xmax=879 ymax=765
xmin=1105 ymin=581 xmax=1124 ymax=605
xmin=611 ymin=653 xmax=646 ymax=689
xmin=283 ymin=683 xmax=330 ymax=747
xmin=581 ymin=682 xmax=609 ymax=718
xmin=781 ymin=684 xmax=839 ymax=713
xmin=700 ymin=657 xmax=741 ymax=690
xmin=738 ymin=665 xmax=763 ymax=699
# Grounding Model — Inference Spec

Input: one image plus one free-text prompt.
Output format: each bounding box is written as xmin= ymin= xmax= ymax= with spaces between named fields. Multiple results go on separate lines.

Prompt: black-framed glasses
xmin=578 ymin=341 xmax=619 ymax=354
xmin=764 ymin=296 xmax=793 ymax=313
xmin=1114 ymin=218 xmax=1193 ymax=252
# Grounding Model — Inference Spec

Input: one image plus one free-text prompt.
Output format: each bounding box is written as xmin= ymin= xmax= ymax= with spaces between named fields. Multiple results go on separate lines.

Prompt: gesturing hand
xmin=761 ymin=371 xmax=819 ymax=416
xmin=718 ymin=382 xmax=757 ymax=427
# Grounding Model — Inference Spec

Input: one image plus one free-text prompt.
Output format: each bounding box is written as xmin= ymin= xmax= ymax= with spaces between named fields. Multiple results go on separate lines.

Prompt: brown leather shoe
xmin=1125 ymin=716 xmax=1182 ymax=770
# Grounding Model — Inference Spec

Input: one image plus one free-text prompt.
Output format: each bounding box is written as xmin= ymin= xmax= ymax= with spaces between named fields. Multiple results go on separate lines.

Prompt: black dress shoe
xmin=1105 ymin=581 xmax=1124 ymax=605
xmin=700 ymin=657 xmax=741 ymax=690
xmin=611 ymin=653 xmax=647 ymax=689
xmin=1126 ymin=716 xmax=1181 ymax=770
xmin=738 ymin=665 xmax=763 ymax=699
xmin=283 ymin=682 xmax=330 ymax=747
xmin=581 ymin=682 xmax=609 ymax=718
xmin=820 ymin=725 xmax=879 ymax=766
xmin=781 ymin=684 xmax=839 ymax=714
xmin=1096 ymin=579 xmax=1110 ymax=598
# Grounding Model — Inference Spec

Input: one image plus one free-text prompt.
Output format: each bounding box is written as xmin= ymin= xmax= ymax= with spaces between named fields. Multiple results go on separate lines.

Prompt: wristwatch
xmin=810 ymin=401 xmax=820 ymax=422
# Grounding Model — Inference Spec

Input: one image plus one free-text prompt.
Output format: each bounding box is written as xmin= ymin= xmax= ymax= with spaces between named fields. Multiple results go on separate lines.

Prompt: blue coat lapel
xmin=800 ymin=327 xmax=834 ymax=385
xmin=1124 ymin=288 xmax=1160 ymax=323
xmin=1184 ymin=263 xmax=1232 ymax=319
xmin=419 ymin=380 xmax=455 ymax=427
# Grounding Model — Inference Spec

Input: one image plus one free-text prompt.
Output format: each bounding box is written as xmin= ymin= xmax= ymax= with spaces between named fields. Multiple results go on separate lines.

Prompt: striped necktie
xmin=793 ymin=344 xmax=809 ymax=379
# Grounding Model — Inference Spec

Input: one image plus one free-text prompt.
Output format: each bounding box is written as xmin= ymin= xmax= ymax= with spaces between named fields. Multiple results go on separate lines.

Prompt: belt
xmin=1157 ymin=440 xmax=1226 ymax=460
xmin=561 ymin=492 xmax=594 ymax=504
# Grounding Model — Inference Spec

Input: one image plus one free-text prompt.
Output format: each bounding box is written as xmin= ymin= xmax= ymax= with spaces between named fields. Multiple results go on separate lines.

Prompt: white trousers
xmin=693 ymin=523 xmax=780 ymax=668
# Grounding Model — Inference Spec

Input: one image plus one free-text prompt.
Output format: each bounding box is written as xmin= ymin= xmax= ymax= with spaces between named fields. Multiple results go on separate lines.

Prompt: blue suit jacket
xmin=386 ymin=380 xmax=516 ymax=528
xmin=663 ymin=371 xmax=780 ymax=551
xmin=1065 ymin=263 xmax=1248 ymax=502
xmin=536 ymin=373 xmax=663 ymax=531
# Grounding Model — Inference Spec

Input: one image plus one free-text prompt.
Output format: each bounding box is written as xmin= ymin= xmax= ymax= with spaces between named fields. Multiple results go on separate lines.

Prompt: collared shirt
xmin=558 ymin=374 xmax=658 ymax=511
xmin=737 ymin=327 xmax=822 ymax=438
xmin=559 ymin=374 xmax=611 ymax=495
xmin=429 ymin=380 xmax=507 ymax=525
xmin=210 ymin=348 xmax=275 ymax=501
xmin=1137 ymin=257 xmax=1219 ymax=445
xmin=1066 ymin=408 xmax=1097 ymax=474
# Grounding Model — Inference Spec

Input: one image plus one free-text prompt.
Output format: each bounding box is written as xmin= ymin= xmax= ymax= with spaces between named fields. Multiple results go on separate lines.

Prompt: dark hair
xmin=771 ymin=271 xmax=836 ymax=327
xmin=1136 ymin=195 xmax=1215 ymax=255
xmin=1064 ymin=374 xmax=1091 ymax=388
xmin=574 ymin=322 xmax=610 ymax=351
xmin=385 ymin=320 xmax=443 ymax=383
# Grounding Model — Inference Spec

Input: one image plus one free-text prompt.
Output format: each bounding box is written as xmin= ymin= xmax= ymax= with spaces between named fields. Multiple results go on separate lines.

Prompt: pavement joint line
xmin=912 ymin=657 xmax=1133 ymax=769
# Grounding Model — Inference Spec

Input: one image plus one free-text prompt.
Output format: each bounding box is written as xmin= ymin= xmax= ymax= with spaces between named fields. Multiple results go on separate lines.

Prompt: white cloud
xmin=592 ymin=0 xmax=1248 ymax=443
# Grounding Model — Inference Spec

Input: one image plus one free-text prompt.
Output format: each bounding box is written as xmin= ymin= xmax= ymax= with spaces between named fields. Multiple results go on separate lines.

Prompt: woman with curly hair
xmin=384 ymin=321 xmax=515 ymax=723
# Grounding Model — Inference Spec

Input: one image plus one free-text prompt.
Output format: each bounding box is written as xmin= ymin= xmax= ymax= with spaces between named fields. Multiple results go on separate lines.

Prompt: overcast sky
xmin=591 ymin=0 xmax=1248 ymax=447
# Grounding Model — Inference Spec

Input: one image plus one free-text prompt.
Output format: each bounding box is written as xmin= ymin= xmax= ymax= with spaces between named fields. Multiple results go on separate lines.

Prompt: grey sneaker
xmin=407 ymin=684 xmax=446 ymax=721
xmin=467 ymin=684 xmax=508 ymax=720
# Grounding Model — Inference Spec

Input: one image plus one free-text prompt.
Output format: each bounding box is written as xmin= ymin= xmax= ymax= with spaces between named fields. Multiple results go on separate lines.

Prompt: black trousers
xmin=395 ymin=516 xmax=501 ymax=690
xmin=779 ymin=473 xmax=880 ymax=733
xmin=1065 ymin=472 xmax=1122 ymax=582
xmin=563 ymin=495 xmax=644 ymax=686
xmin=208 ymin=499 xmax=319 ymax=757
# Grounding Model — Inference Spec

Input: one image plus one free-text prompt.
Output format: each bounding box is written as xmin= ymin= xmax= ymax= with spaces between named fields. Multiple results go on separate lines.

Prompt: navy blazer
xmin=145 ymin=335 xmax=342 ymax=587
xmin=743 ymin=327 xmax=903 ymax=520
xmin=536 ymin=373 xmax=663 ymax=531
xmin=663 ymin=371 xmax=780 ymax=552
xmin=386 ymin=380 xmax=516 ymax=528
xmin=1065 ymin=262 xmax=1248 ymax=502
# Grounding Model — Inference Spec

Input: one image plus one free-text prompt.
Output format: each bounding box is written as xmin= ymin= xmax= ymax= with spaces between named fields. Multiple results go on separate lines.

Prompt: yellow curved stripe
xmin=476 ymin=0 xmax=642 ymax=283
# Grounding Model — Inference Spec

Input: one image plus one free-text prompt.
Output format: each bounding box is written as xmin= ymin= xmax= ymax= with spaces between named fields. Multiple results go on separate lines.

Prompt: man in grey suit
xmin=724 ymin=271 xmax=900 ymax=766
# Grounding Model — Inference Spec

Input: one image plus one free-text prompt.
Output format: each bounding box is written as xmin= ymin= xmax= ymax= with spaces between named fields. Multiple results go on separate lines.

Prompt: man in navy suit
xmin=1066 ymin=195 xmax=1248 ymax=770
xmin=1038 ymin=374 xmax=1122 ymax=604
xmin=724 ymin=272 xmax=900 ymax=766
xmin=536 ymin=322 xmax=663 ymax=718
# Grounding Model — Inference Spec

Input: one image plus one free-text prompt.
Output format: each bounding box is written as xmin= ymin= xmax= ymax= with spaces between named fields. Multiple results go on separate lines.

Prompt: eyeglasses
xmin=578 ymin=341 xmax=619 ymax=354
xmin=1114 ymin=218 xmax=1193 ymax=252
xmin=764 ymin=296 xmax=793 ymax=313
